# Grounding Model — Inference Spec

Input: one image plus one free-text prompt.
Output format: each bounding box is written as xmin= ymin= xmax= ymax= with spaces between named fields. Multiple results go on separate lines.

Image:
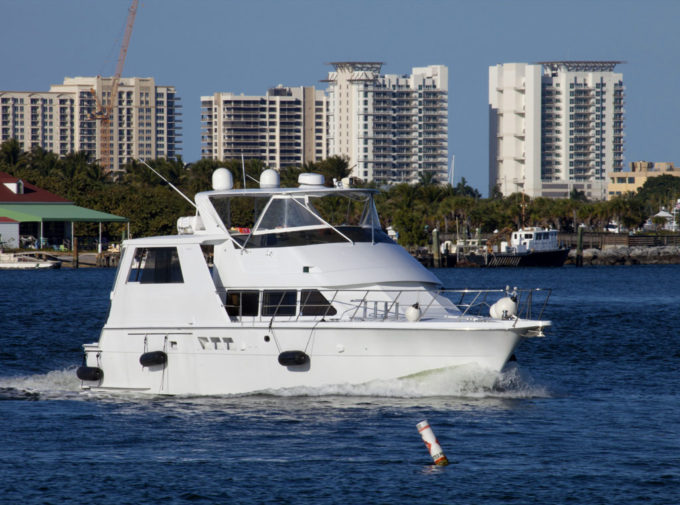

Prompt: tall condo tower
xmin=489 ymin=61 xmax=624 ymax=199
xmin=201 ymin=86 xmax=327 ymax=169
xmin=325 ymin=63 xmax=448 ymax=185
xmin=0 ymin=76 xmax=181 ymax=173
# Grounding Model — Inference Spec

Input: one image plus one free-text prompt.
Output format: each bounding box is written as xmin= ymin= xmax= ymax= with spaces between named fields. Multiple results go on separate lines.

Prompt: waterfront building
xmin=489 ymin=61 xmax=624 ymax=200
xmin=325 ymin=63 xmax=448 ymax=185
xmin=201 ymin=86 xmax=327 ymax=169
xmin=0 ymin=76 xmax=182 ymax=172
xmin=607 ymin=161 xmax=680 ymax=199
xmin=0 ymin=171 xmax=126 ymax=249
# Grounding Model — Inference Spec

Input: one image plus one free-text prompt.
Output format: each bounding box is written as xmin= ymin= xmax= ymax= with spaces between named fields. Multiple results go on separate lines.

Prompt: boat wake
xmin=264 ymin=363 xmax=549 ymax=400
xmin=0 ymin=367 xmax=81 ymax=401
xmin=0 ymin=363 xmax=549 ymax=402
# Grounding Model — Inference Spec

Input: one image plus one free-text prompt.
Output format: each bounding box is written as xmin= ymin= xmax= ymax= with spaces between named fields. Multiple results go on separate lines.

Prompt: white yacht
xmin=77 ymin=169 xmax=551 ymax=395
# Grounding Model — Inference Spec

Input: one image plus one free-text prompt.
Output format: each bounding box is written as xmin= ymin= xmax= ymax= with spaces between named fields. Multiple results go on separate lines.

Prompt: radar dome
xmin=260 ymin=169 xmax=280 ymax=188
xmin=298 ymin=172 xmax=325 ymax=187
xmin=212 ymin=168 xmax=233 ymax=190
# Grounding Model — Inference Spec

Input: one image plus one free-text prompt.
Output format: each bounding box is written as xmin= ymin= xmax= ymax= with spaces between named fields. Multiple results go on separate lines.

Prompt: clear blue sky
xmin=3 ymin=0 xmax=679 ymax=194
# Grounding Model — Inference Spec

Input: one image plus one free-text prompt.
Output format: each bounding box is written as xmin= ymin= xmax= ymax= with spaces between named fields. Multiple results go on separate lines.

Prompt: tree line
xmin=1 ymin=138 xmax=679 ymax=248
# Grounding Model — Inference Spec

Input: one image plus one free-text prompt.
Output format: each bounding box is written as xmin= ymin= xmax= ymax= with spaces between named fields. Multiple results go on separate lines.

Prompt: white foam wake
xmin=0 ymin=363 xmax=549 ymax=402
xmin=263 ymin=363 xmax=549 ymax=399
xmin=0 ymin=367 xmax=81 ymax=400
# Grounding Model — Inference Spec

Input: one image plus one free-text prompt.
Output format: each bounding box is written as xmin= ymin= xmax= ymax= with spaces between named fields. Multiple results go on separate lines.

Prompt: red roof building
xmin=0 ymin=172 xmax=70 ymax=203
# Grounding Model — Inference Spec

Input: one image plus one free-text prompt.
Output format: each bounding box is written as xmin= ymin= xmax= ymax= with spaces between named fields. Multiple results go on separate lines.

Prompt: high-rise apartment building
xmin=0 ymin=76 xmax=182 ymax=172
xmin=0 ymin=90 xmax=77 ymax=158
xmin=201 ymin=86 xmax=327 ymax=169
xmin=325 ymin=63 xmax=448 ymax=185
xmin=489 ymin=61 xmax=624 ymax=199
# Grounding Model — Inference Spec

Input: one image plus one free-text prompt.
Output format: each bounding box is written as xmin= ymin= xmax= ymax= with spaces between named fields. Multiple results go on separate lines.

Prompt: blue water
xmin=1 ymin=266 xmax=679 ymax=504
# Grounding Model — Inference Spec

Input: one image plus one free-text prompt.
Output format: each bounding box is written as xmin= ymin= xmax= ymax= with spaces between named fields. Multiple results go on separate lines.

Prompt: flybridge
xmin=191 ymin=170 xmax=386 ymax=248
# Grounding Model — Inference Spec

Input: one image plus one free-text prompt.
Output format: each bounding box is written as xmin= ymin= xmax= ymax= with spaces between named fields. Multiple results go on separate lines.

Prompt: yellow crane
xmin=90 ymin=0 xmax=139 ymax=172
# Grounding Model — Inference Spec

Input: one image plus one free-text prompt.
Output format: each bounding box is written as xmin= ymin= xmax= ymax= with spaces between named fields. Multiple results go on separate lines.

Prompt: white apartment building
xmin=0 ymin=76 xmax=182 ymax=172
xmin=325 ymin=63 xmax=448 ymax=185
xmin=201 ymin=86 xmax=327 ymax=169
xmin=489 ymin=61 xmax=624 ymax=199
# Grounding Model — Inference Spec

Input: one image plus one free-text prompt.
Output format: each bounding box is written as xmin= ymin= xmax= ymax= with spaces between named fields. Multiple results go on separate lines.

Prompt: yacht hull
xmin=464 ymin=248 xmax=569 ymax=267
xmin=80 ymin=322 xmax=530 ymax=395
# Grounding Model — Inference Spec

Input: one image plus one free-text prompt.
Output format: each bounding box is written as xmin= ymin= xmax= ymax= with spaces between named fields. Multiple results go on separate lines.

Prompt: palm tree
xmin=0 ymin=138 xmax=23 ymax=167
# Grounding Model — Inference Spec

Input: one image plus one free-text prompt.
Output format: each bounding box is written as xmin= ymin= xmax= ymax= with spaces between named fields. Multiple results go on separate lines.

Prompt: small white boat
xmin=465 ymin=227 xmax=569 ymax=267
xmin=77 ymin=169 xmax=551 ymax=395
xmin=0 ymin=252 xmax=62 ymax=270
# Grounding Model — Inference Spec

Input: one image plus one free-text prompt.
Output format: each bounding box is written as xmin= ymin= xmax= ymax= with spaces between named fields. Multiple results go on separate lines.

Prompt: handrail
xmin=220 ymin=287 xmax=552 ymax=325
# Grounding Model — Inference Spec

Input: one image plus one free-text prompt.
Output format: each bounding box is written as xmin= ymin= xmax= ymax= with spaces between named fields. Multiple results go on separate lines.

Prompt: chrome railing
xmin=218 ymin=287 xmax=551 ymax=325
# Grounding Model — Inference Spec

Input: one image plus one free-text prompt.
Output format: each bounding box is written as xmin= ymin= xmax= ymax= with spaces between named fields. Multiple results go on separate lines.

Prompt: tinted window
xmin=262 ymin=290 xmax=296 ymax=316
xmin=225 ymin=290 xmax=259 ymax=317
xmin=128 ymin=247 xmax=183 ymax=284
xmin=243 ymin=227 xmax=392 ymax=248
xmin=301 ymin=290 xmax=337 ymax=316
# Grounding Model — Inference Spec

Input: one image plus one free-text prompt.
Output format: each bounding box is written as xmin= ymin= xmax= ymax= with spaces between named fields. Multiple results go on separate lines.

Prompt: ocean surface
xmin=0 ymin=265 xmax=678 ymax=504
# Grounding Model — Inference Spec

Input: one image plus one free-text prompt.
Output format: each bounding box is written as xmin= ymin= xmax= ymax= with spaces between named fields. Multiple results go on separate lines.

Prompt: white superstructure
xmin=326 ymin=63 xmax=449 ymax=185
xmin=489 ymin=61 xmax=624 ymax=199
xmin=0 ymin=77 xmax=181 ymax=172
xmin=77 ymin=169 xmax=550 ymax=395
xmin=502 ymin=227 xmax=561 ymax=254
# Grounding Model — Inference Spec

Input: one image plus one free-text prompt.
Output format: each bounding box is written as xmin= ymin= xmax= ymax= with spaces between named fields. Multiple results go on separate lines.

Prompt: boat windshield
xmin=209 ymin=191 xmax=390 ymax=248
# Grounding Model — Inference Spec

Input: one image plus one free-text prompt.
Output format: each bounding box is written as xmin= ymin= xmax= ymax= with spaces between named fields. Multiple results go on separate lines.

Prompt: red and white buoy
xmin=417 ymin=419 xmax=449 ymax=466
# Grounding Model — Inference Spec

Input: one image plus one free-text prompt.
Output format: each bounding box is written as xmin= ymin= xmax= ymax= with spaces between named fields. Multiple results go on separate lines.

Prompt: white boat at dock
xmin=0 ymin=252 xmax=62 ymax=270
xmin=77 ymin=169 xmax=551 ymax=395
xmin=459 ymin=227 xmax=569 ymax=267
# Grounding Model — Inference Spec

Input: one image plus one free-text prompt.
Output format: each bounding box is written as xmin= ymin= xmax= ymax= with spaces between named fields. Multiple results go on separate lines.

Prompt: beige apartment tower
xmin=0 ymin=76 xmax=181 ymax=172
xmin=325 ymin=62 xmax=449 ymax=185
xmin=201 ymin=86 xmax=327 ymax=169
xmin=489 ymin=61 xmax=624 ymax=199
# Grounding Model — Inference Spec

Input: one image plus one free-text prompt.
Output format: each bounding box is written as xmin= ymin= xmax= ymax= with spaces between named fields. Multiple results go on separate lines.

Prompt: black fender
xmin=77 ymin=366 xmax=103 ymax=381
xmin=139 ymin=351 xmax=167 ymax=367
xmin=278 ymin=350 xmax=309 ymax=366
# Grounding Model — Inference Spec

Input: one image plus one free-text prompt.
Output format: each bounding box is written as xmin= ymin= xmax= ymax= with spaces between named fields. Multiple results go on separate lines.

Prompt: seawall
xmin=568 ymin=246 xmax=680 ymax=265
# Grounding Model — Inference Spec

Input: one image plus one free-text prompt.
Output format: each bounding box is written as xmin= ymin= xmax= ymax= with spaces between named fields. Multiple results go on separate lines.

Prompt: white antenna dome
xmin=298 ymin=172 xmax=325 ymax=187
xmin=260 ymin=169 xmax=280 ymax=188
xmin=212 ymin=168 xmax=233 ymax=190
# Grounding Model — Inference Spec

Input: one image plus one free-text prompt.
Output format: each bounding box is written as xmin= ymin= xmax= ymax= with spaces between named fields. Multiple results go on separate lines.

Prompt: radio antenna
xmin=241 ymin=154 xmax=247 ymax=189
xmin=138 ymin=159 xmax=196 ymax=209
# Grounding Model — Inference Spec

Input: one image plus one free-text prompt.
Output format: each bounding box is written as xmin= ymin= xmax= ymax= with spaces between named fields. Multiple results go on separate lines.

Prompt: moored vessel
xmin=77 ymin=169 xmax=552 ymax=395
xmin=463 ymin=227 xmax=569 ymax=267
xmin=0 ymin=252 xmax=62 ymax=270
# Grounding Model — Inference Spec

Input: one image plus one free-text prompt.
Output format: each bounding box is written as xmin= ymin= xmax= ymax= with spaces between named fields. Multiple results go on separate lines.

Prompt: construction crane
xmin=90 ymin=0 xmax=139 ymax=172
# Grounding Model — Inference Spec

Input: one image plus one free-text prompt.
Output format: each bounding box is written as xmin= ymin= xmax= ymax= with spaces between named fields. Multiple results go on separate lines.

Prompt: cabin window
xmin=225 ymin=290 xmax=259 ymax=317
xmin=128 ymin=247 xmax=184 ymax=284
xmin=262 ymin=290 xmax=297 ymax=316
xmin=300 ymin=290 xmax=337 ymax=316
